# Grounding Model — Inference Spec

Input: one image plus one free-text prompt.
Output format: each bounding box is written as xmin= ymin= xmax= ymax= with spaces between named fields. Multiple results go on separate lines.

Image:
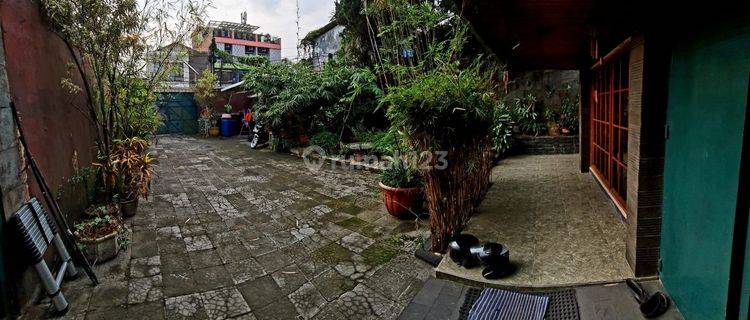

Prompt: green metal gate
xmin=662 ymin=21 xmax=750 ymax=319
xmin=156 ymin=92 xmax=199 ymax=134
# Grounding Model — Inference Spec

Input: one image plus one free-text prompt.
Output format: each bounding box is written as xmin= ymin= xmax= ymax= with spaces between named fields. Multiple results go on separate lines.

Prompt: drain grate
xmin=536 ymin=289 xmax=580 ymax=320
xmin=458 ymin=288 xmax=580 ymax=320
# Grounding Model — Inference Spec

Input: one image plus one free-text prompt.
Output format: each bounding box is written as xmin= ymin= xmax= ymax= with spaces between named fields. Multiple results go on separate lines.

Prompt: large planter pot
xmin=120 ymin=197 xmax=139 ymax=218
xmin=547 ymin=123 xmax=561 ymax=136
xmin=77 ymin=227 xmax=122 ymax=264
xmin=379 ymin=182 xmax=424 ymax=219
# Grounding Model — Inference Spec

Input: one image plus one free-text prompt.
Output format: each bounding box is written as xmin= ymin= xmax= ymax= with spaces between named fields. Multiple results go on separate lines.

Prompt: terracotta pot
xmin=379 ymin=182 xmax=423 ymax=219
xmin=208 ymin=127 xmax=220 ymax=137
xmin=547 ymin=122 xmax=561 ymax=136
xmin=77 ymin=227 xmax=122 ymax=264
xmin=120 ymin=197 xmax=139 ymax=218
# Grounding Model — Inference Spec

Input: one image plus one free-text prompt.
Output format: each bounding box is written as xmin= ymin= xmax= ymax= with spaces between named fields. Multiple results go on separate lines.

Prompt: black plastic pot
xmin=120 ymin=197 xmax=139 ymax=218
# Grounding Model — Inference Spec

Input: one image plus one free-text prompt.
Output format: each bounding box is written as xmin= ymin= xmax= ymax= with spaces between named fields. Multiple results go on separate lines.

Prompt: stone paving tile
xmin=127 ymin=301 xmax=167 ymax=320
xmin=88 ymin=281 xmax=128 ymax=309
xmin=312 ymin=268 xmax=357 ymax=302
xmin=128 ymin=275 xmax=163 ymax=304
xmin=225 ymin=258 xmax=266 ymax=285
xmin=252 ymin=296 xmax=299 ymax=320
xmin=185 ymin=235 xmax=215 ymax=252
xmin=256 ymin=250 xmax=293 ymax=273
xmin=161 ymin=252 xmax=192 ymax=274
xmin=158 ymin=237 xmax=188 ymax=255
xmin=199 ymin=287 xmax=253 ymax=320
xmin=288 ymin=282 xmax=327 ymax=319
xmin=189 ymin=249 xmax=224 ymax=269
xmin=314 ymin=284 xmax=397 ymax=320
xmin=270 ymin=264 xmax=307 ymax=294
xmin=215 ymin=242 xmax=255 ymax=264
xmin=129 ymin=256 xmax=161 ymax=278
xmin=165 ymin=293 xmax=209 ymax=320
xmin=193 ymin=265 xmax=234 ymax=291
xmin=337 ymin=232 xmax=375 ymax=254
xmin=237 ymin=275 xmax=284 ymax=311
xmin=163 ymin=270 xmax=199 ymax=298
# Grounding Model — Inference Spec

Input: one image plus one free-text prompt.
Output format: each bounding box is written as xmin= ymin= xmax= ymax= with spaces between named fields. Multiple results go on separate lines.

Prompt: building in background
xmin=193 ymin=17 xmax=282 ymax=84
xmin=146 ymin=43 xmax=211 ymax=135
xmin=302 ymin=21 xmax=344 ymax=70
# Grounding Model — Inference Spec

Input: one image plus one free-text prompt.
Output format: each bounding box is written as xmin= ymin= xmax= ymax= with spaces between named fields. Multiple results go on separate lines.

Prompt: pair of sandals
xmin=625 ymin=279 xmax=671 ymax=318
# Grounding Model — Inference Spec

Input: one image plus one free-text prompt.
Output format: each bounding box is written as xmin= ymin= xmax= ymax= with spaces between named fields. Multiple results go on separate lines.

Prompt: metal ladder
xmin=10 ymin=198 xmax=78 ymax=316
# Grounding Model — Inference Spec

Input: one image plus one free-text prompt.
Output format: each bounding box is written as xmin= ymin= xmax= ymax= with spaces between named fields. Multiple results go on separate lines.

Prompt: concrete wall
xmin=508 ymin=70 xmax=579 ymax=113
xmin=269 ymin=49 xmax=281 ymax=63
xmin=311 ymin=25 xmax=344 ymax=69
xmin=1 ymin=0 xmax=97 ymax=312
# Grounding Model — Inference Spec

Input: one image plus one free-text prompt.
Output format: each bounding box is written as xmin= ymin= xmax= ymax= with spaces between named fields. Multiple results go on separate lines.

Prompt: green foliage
xmin=310 ymin=131 xmax=340 ymax=153
xmin=354 ymin=129 xmax=402 ymax=155
xmin=269 ymin=137 xmax=299 ymax=153
xmin=42 ymin=0 xmax=209 ymax=204
xmin=380 ymin=157 xmax=421 ymax=189
xmin=559 ymin=91 xmax=580 ymax=133
xmin=119 ymin=77 xmax=161 ymax=140
xmin=194 ymin=68 xmax=218 ymax=110
xmin=491 ymin=108 xmax=515 ymax=155
xmin=507 ymin=94 xmax=546 ymax=136
xmin=243 ymin=59 xmax=382 ymax=141
xmin=223 ymin=104 xmax=232 ymax=114
xmin=382 ymin=64 xmax=497 ymax=148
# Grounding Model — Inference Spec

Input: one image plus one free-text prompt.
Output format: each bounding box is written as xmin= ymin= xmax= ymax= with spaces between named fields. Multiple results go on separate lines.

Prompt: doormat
xmin=459 ymin=288 xmax=580 ymax=320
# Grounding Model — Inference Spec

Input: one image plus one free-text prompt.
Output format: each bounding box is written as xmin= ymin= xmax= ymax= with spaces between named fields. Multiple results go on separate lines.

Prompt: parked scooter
xmin=248 ymin=123 xmax=269 ymax=149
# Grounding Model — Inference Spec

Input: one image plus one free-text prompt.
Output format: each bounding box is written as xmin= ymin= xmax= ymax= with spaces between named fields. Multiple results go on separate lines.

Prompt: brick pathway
xmin=33 ymin=135 xmax=431 ymax=320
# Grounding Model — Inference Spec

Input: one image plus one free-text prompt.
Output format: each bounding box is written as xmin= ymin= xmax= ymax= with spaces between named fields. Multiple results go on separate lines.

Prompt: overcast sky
xmin=206 ymin=0 xmax=336 ymax=59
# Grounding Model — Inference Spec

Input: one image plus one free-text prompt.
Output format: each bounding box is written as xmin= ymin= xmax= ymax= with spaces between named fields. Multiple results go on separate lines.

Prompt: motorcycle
xmin=248 ymin=123 xmax=269 ymax=149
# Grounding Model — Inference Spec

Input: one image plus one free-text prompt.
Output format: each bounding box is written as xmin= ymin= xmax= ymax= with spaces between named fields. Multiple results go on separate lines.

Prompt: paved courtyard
xmin=37 ymin=135 xmax=432 ymax=320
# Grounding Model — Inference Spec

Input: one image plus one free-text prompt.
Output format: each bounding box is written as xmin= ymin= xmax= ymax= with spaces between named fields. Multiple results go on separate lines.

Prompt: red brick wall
xmin=1 ymin=0 xmax=97 ymax=311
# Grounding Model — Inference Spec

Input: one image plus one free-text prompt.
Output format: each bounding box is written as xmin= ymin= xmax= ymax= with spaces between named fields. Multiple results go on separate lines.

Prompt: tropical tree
xmin=41 ymin=0 xmax=210 ymax=198
xmin=194 ymin=68 xmax=219 ymax=113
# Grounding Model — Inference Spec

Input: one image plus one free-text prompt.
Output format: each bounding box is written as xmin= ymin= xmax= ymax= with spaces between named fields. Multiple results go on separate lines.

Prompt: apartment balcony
xmin=215 ymin=36 xmax=281 ymax=50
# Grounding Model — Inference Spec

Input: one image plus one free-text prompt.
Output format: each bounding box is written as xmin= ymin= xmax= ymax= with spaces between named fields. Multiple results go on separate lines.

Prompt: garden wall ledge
xmin=511 ymin=135 xmax=580 ymax=155
xmin=288 ymin=147 xmax=384 ymax=172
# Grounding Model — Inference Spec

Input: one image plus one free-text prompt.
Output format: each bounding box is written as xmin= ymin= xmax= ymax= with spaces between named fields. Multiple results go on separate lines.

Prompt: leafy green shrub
xmin=491 ymin=106 xmax=515 ymax=155
xmin=382 ymin=63 xmax=497 ymax=251
xmin=243 ymin=60 xmax=382 ymax=146
xmin=507 ymin=94 xmax=546 ymax=136
xmin=559 ymin=91 xmax=580 ymax=133
xmin=380 ymin=157 xmax=421 ymax=189
xmin=310 ymin=131 xmax=340 ymax=153
xmin=270 ymin=137 xmax=299 ymax=153
xmin=370 ymin=130 xmax=401 ymax=155
xmin=354 ymin=129 xmax=402 ymax=155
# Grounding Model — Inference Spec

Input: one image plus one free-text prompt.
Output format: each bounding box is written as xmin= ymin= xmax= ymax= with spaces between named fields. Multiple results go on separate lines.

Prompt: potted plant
xmin=545 ymin=109 xmax=561 ymax=136
xmin=379 ymin=157 xmax=423 ymax=219
xmin=109 ymin=138 xmax=155 ymax=218
xmin=74 ymin=214 xmax=126 ymax=264
xmin=222 ymin=104 xmax=232 ymax=118
xmin=194 ymin=69 xmax=220 ymax=136
xmin=208 ymin=120 xmax=220 ymax=137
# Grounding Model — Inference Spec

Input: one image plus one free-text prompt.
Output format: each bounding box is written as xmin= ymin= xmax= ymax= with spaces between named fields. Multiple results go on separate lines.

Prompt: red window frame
xmin=590 ymin=53 xmax=629 ymax=212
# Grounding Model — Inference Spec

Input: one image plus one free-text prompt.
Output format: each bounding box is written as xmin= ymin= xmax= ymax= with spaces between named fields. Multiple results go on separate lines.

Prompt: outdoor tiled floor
xmin=33 ymin=135 xmax=432 ymax=320
xmin=437 ymin=154 xmax=634 ymax=287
